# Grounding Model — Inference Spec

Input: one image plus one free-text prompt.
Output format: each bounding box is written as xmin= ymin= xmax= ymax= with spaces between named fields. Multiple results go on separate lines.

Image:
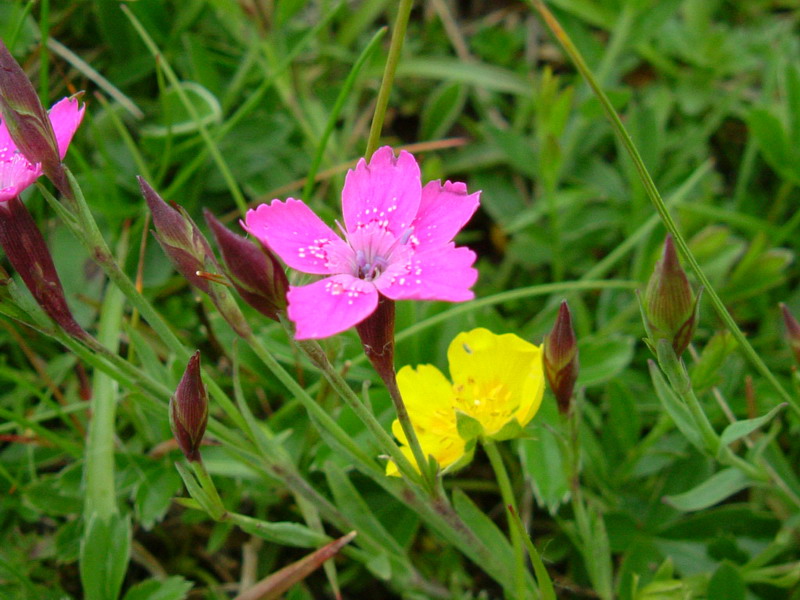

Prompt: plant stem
xmin=84 ymin=232 xmax=127 ymax=519
xmin=39 ymin=175 xmax=251 ymax=437
xmin=245 ymin=333 xmax=381 ymax=473
xmin=365 ymin=0 xmax=414 ymax=157
xmin=484 ymin=439 xmax=527 ymax=600
xmin=384 ymin=372 xmax=435 ymax=490
xmin=530 ymin=0 xmax=798 ymax=415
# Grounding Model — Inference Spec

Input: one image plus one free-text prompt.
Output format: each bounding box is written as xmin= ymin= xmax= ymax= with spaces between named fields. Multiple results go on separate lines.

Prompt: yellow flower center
xmin=452 ymin=377 xmax=517 ymax=435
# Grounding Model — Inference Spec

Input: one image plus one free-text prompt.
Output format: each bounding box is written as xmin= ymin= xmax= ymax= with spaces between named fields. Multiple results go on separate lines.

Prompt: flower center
xmin=344 ymin=222 xmax=413 ymax=283
xmin=452 ymin=378 xmax=516 ymax=434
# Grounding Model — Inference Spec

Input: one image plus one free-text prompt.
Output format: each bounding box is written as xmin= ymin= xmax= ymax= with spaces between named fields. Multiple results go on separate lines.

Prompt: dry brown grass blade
xmin=233 ymin=531 xmax=357 ymax=600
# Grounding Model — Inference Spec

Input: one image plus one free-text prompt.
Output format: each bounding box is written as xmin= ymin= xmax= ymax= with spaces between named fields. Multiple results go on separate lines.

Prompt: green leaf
xmin=135 ymin=464 xmax=182 ymax=529
xmin=420 ymin=81 xmax=467 ymax=140
xmin=578 ymin=335 xmax=635 ymax=386
xmin=518 ymin=399 xmax=570 ymax=513
xmin=648 ymin=361 xmax=704 ymax=452
xmin=142 ymin=81 xmax=222 ymax=137
xmin=232 ymin=516 xmax=329 ymax=548
xmin=707 ymin=562 xmax=745 ymax=600
xmin=689 ymin=331 xmax=738 ymax=392
xmin=718 ymin=404 xmax=786 ymax=452
xmin=490 ymin=418 xmax=524 ymax=442
xmin=664 ymin=468 xmax=751 ymax=512
xmin=456 ymin=410 xmax=484 ymax=442
xmin=122 ymin=576 xmax=193 ymax=600
xmin=396 ymin=58 xmax=532 ymax=96
xmin=80 ymin=512 xmax=132 ymax=600
xmin=452 ymin=489 xmax=515 ymax=579
xmin=747 ymin=108 xmax=796 ymax=182
xmin=322 ymin=461 xmax=406 ymax=557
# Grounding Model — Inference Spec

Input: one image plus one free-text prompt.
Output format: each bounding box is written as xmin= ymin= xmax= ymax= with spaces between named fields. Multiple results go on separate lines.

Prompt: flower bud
xmin=543 ymin=300 xmax=579 ymax=414
xmin=0 ymin=41 xmax=68 ymax=196
xmin=780 ymin=303 xmax=800 ymax=365
xmin=0 ymin=196 xmax=86 ymax=339
xmin=169 ymin=351 xmax=208 ymax=462
xmin=356 ymin=296 xmax=396 ymax=388
xmin=644 ymin=235 xmax=699 ymax=356
xmin=204 ymin=209 xmax=288 ymax=321
xmin=138 ymin=177 xmax=217 ymax=293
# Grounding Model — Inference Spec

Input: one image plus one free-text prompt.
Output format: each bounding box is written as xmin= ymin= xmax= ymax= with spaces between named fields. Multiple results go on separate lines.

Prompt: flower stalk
xmin=484 ymin=439 xmax=527 ymax=600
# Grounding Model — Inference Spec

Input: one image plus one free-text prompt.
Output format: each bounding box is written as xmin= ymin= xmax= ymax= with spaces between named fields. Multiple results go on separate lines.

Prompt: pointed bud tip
xmin=661 ymin=234 xmax=680 ymax=270
xmin=170 ymin=350 xmax=208 ymax=463
xmin=544 ymin=300 xmax=579 ymax=414
xmin=644 ymin=235 xmax=696 ymax=356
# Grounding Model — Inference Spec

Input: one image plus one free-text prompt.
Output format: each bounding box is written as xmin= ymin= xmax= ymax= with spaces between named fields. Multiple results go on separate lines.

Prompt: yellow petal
xmin=389 ymin=362 xmax=466 ymax=474
xmin=447 ymin=328 xmax=544 ymax=435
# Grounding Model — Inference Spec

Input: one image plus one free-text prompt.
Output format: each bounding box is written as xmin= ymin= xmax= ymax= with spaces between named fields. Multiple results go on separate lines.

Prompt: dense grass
xmin=1 ymin=1 xmax=800 ymax=598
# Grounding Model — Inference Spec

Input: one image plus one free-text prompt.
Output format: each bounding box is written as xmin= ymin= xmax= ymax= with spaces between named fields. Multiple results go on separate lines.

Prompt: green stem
xmin=531 ymin=0 xmax=798 ymax=415
xmin=365 ymin=0 xmax=414 ymax=157
xmin=84 ymin=233 xmax=127 ymax=519
xmin=484 ymin=440 xmax=527 ymax=600
xmin=293 ymin=336 xmax=422 ymax=483
xmin=384 ymin=372 xmax=435 ymax=490
xmin=245 ymin=333 xmax=381 ymax=473
xmin=40 ymin=175 xmax=251 ymax=437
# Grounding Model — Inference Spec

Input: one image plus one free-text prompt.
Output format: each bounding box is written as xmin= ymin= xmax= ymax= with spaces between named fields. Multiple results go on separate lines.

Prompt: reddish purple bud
xmin=543 ymin=301 xmax=579 ymax=414
xmin=644 ymin=235 xmax=698 ymax=356
xmin=204 ymin=209 xmax=288 ymax=321
xmin=780 ymin=303 xmax=800 ymax=365
xmin=0 ymin=196 xmax=86 ymax=339
xmin=169 ymin=351 xmax=208 ymax=463
xmin=139 ymin=177 xmax=216 ymax=293
xmin=355 ymin=296 xmax=396 ymax=388
xmin=0 ymin=41 xmax=68 ymax=195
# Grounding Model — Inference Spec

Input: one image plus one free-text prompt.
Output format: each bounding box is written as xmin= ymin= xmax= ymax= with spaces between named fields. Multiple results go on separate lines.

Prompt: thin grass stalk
xmin=365 ymin=0 xmax=414 ymax=157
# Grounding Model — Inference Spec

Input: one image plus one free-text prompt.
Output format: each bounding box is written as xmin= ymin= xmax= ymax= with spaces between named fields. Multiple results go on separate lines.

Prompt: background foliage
xmin=1 ymin=0 xmax=799 ymax=598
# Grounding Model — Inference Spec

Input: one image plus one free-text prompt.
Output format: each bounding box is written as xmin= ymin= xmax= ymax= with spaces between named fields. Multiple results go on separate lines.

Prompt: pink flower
xmin=244 ymin=146 xmax=480 ymax=339
xmin=0 ymin=96 xmax=85 ymax=202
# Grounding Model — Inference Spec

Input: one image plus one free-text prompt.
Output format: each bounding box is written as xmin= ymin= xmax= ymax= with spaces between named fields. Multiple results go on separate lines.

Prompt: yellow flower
xmin=387 ymin=328 xmax=545 ymax=476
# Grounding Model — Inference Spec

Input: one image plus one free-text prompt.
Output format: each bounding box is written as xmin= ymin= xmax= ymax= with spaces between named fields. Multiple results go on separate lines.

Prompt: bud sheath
xmin=644 ymin=235 xmax=698 ymax=356
xmin=543 ymin=300 xmax=579 ymax=414
xmin=204 ymin=209 xmax=288 ymax=321
xmin=139 ymin=177 xmax=216 ymax=293
xmin=780 ymin=303 xmax=800 ymax=365
xmin=355 ymin=295 xmax=396 ymax=388
xmin=169 ymin=351 xmax=208 ymax=462
xmin=0 ymin=196 xmax=86 ymax=338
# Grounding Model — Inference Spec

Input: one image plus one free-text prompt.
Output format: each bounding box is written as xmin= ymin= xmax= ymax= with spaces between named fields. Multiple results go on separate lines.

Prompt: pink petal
xmin=410 ymin=180 xmax=480 ymax=251
xmin=376 ymin=243 xmax=477 ymax=302
xmin=244 ymin=198 xmax=353 ymax=275
xmin=287 ymin=274 xmax=379 ymax=339
xmin=48 ymin=96 xmax=86 ymax=160
xmin=0 ymin=158 xmax=40 ymax=202
xmin=341 ymin=146 xmax=421 ymax=237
